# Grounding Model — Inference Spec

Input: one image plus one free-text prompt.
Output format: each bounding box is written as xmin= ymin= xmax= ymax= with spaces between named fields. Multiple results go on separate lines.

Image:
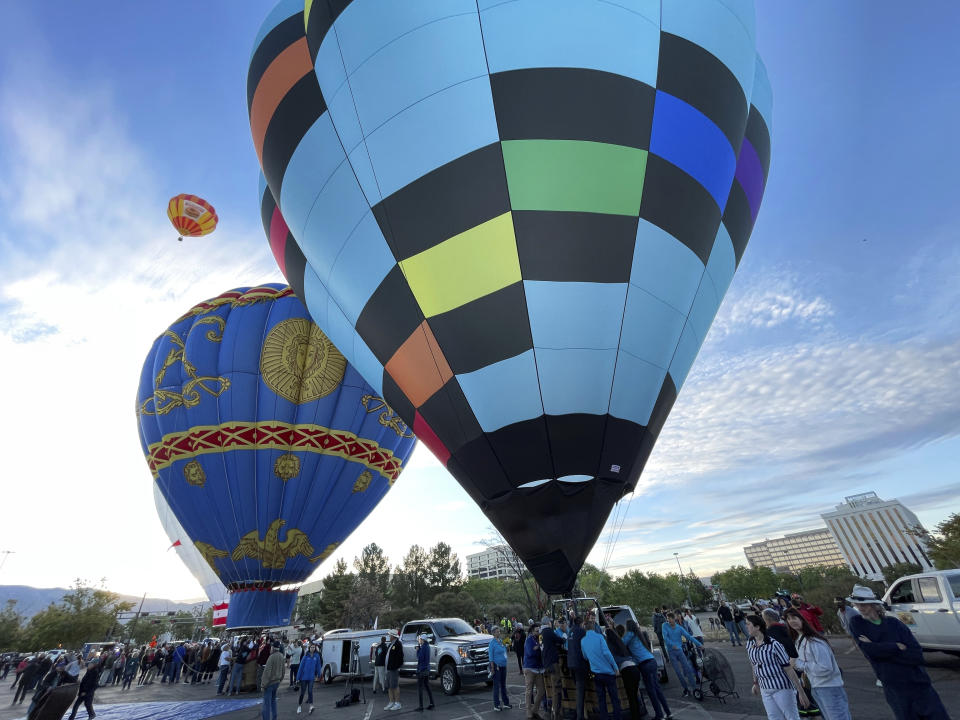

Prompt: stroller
xmin=697 ymin=647 xmax=739 ymax=703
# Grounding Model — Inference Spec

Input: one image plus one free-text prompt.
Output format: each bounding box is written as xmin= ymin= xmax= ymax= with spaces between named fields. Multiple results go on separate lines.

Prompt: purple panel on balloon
xmin=735 ymin=137 xmax=765 ymax=221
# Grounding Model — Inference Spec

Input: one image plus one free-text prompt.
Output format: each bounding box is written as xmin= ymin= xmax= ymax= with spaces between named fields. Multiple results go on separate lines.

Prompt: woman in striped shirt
xmin=744 ymin=614 xmax=809 ymax=720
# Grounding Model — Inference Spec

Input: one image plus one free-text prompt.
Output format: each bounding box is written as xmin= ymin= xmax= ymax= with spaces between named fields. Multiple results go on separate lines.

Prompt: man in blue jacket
xmin=661 ymin=612 xmax=701 ymax=697
xmin=580 ymin=620 xmax=621 ymax=720
xmin=416 ymin=634 xmax=435 ymax=711
xmin=847 ymin=585 xmax=948 ymax=720
xmin=487 ymin=627 xmax=512 ymax=711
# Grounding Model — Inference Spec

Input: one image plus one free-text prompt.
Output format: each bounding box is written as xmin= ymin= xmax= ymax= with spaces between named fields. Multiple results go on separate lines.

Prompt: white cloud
xmin=710 ymin=271 xmax=834 ymax=340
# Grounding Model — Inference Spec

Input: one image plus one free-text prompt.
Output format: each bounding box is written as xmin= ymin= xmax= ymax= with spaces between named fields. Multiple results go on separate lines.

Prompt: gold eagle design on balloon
xmin=231 ymin=519 xmax=316 ymax=569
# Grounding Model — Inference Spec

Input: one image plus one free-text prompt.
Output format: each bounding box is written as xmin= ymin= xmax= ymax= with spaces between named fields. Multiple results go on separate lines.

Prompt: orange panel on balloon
xmin=385 ymin=321 xmax=453 ymax=408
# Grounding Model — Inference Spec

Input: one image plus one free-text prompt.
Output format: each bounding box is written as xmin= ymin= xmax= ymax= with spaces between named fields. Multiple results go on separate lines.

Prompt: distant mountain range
xmin=0 ymin=585 xmax=206 ymax=619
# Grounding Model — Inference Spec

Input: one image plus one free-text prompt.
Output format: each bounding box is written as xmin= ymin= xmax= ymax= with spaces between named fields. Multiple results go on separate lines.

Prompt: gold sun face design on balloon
xmin=260 ymin=318 xmax=346 ymax=404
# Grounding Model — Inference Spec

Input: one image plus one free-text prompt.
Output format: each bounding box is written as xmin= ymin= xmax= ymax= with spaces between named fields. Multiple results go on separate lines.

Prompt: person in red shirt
xmin=791 ymin=597 xmax=824 ymax=633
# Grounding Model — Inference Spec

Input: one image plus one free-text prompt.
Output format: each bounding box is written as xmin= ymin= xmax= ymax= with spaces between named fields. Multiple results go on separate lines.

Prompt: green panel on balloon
xmin=502 ymin=140 xmax=647 ymax=216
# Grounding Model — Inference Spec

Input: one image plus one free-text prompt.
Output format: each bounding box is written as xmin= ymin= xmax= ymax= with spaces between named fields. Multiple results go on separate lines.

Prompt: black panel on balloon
xmin=304 ymin=0 xmax=355 ymax=65
xmin=491 ymin=68 xmax=655 ymax=150
xmin=382 ymin=372 xmax=416 ymax=428
xmin=597 ymin=416 xmax=647 ymax=483
xmin=544 ymin=414 xmax=608 ymax=480
xmin=657 ymin=33 xmax=748 ymax=151
xmin=448 ymin=438 xmax=514 ymax=501
xmin=514 ymin=211 xmax=638 ymax=283
xmin=373 ymin=143 xmax=510 ymax=261
xmin=648 ymin=373 xmax=678 ymax=438
xmin=418 ymin=380 xmax=483 ymax=455
xmin=721 ymin=181 xmax=754 ymax=266
xmin=482 ymin=479 xmax=625 ymax=594
xmin=640 ymin=154 xmax=721 ymax=265
xmin=483 ymin=416 xmax=554 ymax=487
xmin=356 ymin=265 xmax=424 ymax=365
xmin=745 ymin=106 xmax=771 ymax=177
xmin=260 ymin=188 xmax=276 ymax=237
xmin=284 ymin=240 xmax=308 ymax=305
xmin=247 ymin=12 xmax=307 ymax=109
xmin=427 ymin=282 xmax=532 ymax=375
xmin=262 ymin=74 xmax=326 ymax=198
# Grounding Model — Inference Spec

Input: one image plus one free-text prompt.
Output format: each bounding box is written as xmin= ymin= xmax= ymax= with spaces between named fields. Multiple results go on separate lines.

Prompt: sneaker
xmin=297 ymin=707 xmax=302 ymax=714
xmin=494 ymin=707 xmax=502 ymax=712
xmin=876 ymin=679 xmax=883 ymax=687
xmin=395 ymin=703 xmax=402 ymax=710
xmin=385 ymin=703 xmax=396 ymax=710
xmin=681 ymin=689 xmax=690 ymax=697
xmin=310 ymin=707 xmax=315 ymax=714
xmin=504 ymin=704 xmax=513 ymax=710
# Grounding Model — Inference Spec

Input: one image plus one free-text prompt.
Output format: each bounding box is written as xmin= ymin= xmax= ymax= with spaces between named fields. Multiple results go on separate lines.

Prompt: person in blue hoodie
xmin=580 ymin=619 xmax=621 ymax=720
xmin=488 ymin=627 xmax=512 ymax=711
xmin=416 ymin=634 xmax=435 ymax=711
xmin=539 ymin=616 xmax=562 ymax=720
xmin=847 ymin=585 xmax=948 ymax=720
xmin=661 ymin=612 xmax=701 ymax=697
xmin=624 ymin=620 xmax=670 ymax=720
xmin=565 ymin=610 xmax=587 ymax=720
xmin=296 ymin=643 xmax=321 ymax=715
xmin=523 ymin=622 xmax=545 ymax=720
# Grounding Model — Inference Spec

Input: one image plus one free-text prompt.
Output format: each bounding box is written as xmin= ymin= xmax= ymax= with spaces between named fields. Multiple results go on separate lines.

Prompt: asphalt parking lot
xmin=1 ymin=638 xmax=956 ymax=720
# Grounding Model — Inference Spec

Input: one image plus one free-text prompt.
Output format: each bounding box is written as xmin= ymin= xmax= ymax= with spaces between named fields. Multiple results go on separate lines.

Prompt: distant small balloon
xmin=167 ymin=193 xmax=218 ymax=241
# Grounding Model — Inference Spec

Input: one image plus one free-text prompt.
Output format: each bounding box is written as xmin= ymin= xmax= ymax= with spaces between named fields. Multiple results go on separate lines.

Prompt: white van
xmin=883 ymin=569 xmax=960 ymax=654
xmin=320 ymin=629 xmax=388 ymax=684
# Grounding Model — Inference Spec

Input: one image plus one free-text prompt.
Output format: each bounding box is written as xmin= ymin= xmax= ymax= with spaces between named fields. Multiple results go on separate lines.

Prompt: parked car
xmin=399 ymin=618 xmax=492 ymax=695
xmin=883 ymin=569 xmax=960 ymax=654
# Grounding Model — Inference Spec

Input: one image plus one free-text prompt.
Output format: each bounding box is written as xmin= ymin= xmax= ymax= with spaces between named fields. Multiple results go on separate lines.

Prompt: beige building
xmin=821 ymin=491 xmax=933 ymax=581
xmin=744 ymin=528 xmax=847 ymax=573
xmin=466 ymin=545 xmax=522 ymax=580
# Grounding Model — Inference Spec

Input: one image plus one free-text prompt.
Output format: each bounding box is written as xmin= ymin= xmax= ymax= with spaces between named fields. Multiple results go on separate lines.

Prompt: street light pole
xmin=674 ymin=552 xmax=692 ymax=608
xmin=0 ymin=551 xmax=14 ymax=573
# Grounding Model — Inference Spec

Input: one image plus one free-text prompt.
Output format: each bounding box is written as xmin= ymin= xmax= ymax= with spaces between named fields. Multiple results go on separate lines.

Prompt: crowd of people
xmin=4 ymin=583 xmax=951 ymax=720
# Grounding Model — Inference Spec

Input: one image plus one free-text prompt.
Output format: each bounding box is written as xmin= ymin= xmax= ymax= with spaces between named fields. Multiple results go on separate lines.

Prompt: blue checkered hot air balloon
xmin=249 ymin=0 xmax=771 ymax=594
xmin=136 ymin=285 xmax=417 ymax=627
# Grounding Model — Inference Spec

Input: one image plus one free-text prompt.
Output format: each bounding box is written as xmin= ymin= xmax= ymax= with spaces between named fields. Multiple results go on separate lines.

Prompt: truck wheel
xmin=439 ymin=662 xmax=461 ymax=695
xmin=322 ymin=666 xmax=332 ymax=684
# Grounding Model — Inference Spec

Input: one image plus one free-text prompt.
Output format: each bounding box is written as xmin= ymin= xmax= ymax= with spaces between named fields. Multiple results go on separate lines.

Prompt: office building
xmin=466 ymin=545 xmax=522 ymax=580
xmin=744 ymin=529 xmax=847 ymax=572
xmin=821 ymin=491 xmax=933 ymax=581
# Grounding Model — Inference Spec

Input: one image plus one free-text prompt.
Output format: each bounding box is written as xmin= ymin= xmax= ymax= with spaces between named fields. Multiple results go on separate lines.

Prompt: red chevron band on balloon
xmin=145 ymin=420 xmax=405 ymax=481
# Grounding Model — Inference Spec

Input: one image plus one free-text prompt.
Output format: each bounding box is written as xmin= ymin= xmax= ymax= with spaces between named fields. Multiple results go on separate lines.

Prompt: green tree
xmin=426 ymin=542 xmax=462 ymax=595
xmin=343 ymin=577 xmax=389 ymax=629
xmin=576 ymin=564 xmax=614 ymax=599
xmin=21 ymin=580 xmax=132 ymax=649
xmin=606 ymin=570 xmax=680 ymax=618
xmin=296 ymin=592 xmax=324 ymax=626
xmin=318 ymin=559 xmax=355 ymax=630
xmin=712 ymin=565 xmax=778 ymax=603
xmin=0 ymin=600 xmax=23 ymax=651
xmin=424 ymin=591 xmax=478 ymax=620
xmin=680 ymin=572 xmax=713 ymax=609
xmin=881 ymin=562 xmax=923 ymax=586
xmin=169 ymin=610 xmax=198 ymax=640
xmin=354 ymin=543 xmax=392 ymax=596
xmin=390 ymin=545 xmax=430 ymax=609
xmin=126 ymin=612 xmax=162 ymax=646
xmin=921 ymin=513 xmax=960 ymax=569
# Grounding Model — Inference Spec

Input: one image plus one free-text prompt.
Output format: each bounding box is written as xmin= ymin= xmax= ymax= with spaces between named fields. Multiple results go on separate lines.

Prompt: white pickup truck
xmin=883 ymin=569 xmax=960 ymax=654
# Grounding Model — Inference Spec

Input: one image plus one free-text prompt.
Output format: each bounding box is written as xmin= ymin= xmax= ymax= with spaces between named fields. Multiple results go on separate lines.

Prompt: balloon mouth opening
xmin=227 ymin=581 xmax=294 ymax=593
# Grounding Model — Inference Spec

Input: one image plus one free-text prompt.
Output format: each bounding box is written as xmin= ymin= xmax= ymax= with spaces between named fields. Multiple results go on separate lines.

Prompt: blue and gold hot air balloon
xmin=249 ymin=0 xmax=772 ymax=595
xmin=136 ymin=285 xmax=417 ymax=627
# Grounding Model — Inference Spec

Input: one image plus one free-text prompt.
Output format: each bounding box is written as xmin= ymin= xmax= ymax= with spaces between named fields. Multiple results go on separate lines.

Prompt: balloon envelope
xmin=167 ymin=193 xmax=218 ymax=239
xmin=136 ymin=285 xmax=417 ymax=626
xmin=249 ymin=0 xmax=771 ymax=594
xmin=153 ymin=483 xmax=228 ymax=604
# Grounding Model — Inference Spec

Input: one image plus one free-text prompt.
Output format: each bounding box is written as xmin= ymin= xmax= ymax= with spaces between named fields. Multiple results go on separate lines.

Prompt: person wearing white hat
xmin=846 ymin=584 xmax=948 ymax=720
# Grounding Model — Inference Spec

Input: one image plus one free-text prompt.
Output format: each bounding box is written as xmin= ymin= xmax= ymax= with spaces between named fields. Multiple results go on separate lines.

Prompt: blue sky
xmin=0 ymin=1 xmax=957 ymax=600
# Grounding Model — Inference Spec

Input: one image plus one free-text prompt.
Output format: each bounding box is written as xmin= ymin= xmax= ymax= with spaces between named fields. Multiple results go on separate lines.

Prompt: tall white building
xmin=821 ymin=491 xmax=933 ymax=581
xmin=744 ymin=529 xmax=847 ymax=572
xmin=466 ymin=545 xmax=522 ymax=580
